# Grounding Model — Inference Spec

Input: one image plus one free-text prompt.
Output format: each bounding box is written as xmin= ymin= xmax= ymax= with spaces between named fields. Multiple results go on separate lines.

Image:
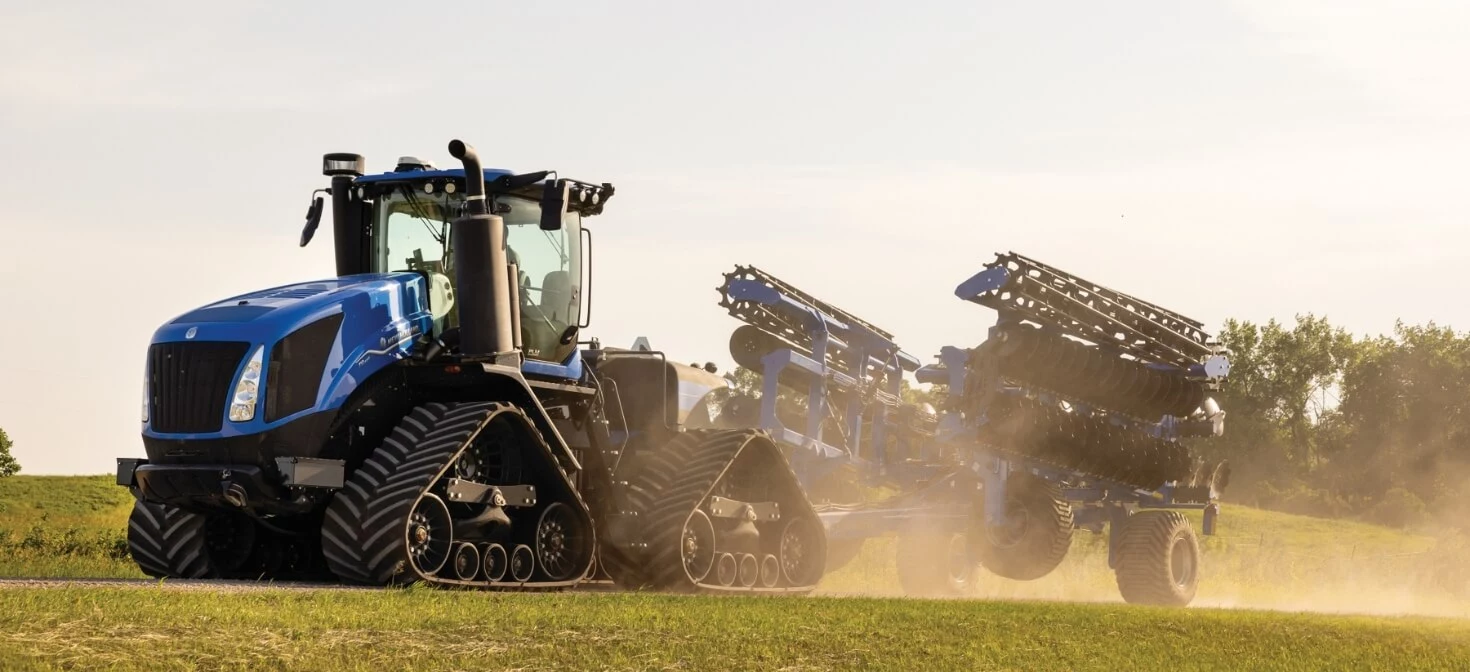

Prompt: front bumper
xmin=118 ymin=457 xmax=345 ymax=515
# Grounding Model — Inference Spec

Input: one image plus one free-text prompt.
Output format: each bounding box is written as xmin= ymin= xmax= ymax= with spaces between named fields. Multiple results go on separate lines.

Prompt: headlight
xmin=141 ymin=379 xmax=150 ymax=424
xmin=229 ymin=346 xmax=266 ymax=422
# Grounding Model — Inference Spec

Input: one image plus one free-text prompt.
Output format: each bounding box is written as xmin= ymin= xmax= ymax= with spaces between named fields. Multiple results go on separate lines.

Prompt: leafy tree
xmin=0 ymin=427 xmax=19 ymax=478
xmin=1210 ymin=314 xmax=1353 ymax=480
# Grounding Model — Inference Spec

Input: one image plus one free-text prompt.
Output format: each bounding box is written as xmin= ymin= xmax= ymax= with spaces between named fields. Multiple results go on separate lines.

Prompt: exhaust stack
xmin=447 ymin=139 xmax=516 ymax=359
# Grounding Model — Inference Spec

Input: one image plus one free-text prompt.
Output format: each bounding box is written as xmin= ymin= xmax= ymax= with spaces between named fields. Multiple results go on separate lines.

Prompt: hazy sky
xmin=1 ymin=1 xmax=1466 ymax=475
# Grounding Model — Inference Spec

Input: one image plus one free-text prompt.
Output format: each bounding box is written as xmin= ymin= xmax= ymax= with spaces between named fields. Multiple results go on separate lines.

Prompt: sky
xmin=0 ymin=1 xmax=1466 ymax=475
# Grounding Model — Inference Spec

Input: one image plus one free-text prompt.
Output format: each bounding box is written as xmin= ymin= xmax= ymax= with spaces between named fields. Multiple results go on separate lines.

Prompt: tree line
xmin=1200 ymin=314 xmax=1469 ymax=528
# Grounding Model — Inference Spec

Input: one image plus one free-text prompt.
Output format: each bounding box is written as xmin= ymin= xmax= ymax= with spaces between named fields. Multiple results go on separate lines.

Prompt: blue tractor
xmin=117 ymin=140 xmax=828 ymax=592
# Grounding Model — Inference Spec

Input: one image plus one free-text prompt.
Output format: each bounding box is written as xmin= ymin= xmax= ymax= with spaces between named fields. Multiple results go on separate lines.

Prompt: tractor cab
xmin=303 ymin=154 xmax=614 ymax=371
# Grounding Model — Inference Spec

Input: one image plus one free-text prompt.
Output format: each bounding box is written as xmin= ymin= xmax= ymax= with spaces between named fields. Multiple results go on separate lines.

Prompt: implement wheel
xmin=895 ymin=525 xmax=980 ymax=597
xmin=972 ymin=473 xmax=1073 ymax=581
xmin=1113 ymin=510 xmax=1200 ymax=607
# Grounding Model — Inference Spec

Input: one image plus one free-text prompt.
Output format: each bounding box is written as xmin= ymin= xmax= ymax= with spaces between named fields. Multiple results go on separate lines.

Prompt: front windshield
xmin=371 ymin=184 xmax=583 ymax=363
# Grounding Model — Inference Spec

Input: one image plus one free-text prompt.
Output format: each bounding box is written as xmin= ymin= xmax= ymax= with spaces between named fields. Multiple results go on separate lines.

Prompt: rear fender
xmin=590 ymin=355 xmax=729 ymax=436
xmin=406 ymin=363 xmax=583 ymax=474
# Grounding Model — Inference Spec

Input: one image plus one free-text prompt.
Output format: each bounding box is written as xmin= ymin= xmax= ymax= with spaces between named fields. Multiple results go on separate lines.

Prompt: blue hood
xmin=146 ymin=273 xmax=435 ymax=438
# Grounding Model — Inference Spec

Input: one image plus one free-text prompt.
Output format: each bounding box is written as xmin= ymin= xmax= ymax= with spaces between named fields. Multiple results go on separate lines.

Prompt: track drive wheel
xmin=1113 ymin=510 xmax=1200 ymax=607
xmin=895 ymin=522 xmax=980 ymax=597
xmin=972 ymin=473 xmax=1074 ymax=581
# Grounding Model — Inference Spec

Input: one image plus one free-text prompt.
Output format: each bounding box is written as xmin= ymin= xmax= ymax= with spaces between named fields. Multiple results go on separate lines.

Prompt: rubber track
xmin=1113 ymin=510 xmax=1198 ymax=606
xmin=319 ymin=401 xmax=590 ymax=589
xmin=126 ymin=500 xmax=211 ymax=579
xmin=599 ymin=432 xmax=696 ymax=590
xmin=974 ymin=473 xmax=1073 ymax=581
xmin=640 ymin=429 xmax=824 ymax=594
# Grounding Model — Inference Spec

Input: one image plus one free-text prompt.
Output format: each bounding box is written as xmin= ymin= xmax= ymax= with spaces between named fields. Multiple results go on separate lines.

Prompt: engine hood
xmin=152 ymin=273 xmax=429 ymax=344
xmin=144 ymin=272 xmax=438 ymax=439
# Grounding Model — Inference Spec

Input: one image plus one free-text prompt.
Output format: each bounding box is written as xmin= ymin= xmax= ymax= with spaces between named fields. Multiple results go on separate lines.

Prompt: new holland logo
xmin=185 ymin=327 xmax=198 ymax=339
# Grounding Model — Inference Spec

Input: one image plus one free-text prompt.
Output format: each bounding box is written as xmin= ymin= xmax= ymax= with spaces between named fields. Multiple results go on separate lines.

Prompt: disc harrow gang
xmin=319 ymin=401 xmax=595 ymax=590
xmin=718 ymin=265 xmax=912 ymax=380
xmin=961 ymin=252 xmax=1218 ymax=368
xmin=978 ymin=395 xmax=1197 ymax=491
xmin=991 ymin=325 xmax=1208 ymax=419
xmin=610 ymin=428 xmax=827 ymax=594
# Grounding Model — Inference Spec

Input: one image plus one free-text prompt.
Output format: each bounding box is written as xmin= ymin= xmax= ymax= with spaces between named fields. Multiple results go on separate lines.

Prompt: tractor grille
xmin=148 ymin=341 xmax=250 ymax=434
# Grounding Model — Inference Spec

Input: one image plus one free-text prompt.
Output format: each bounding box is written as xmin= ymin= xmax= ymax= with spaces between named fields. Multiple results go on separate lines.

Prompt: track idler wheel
xmin=407 ymin=493 xmax=454 ymax=577
xmin=1113 ymin=510 xmax=1201 ymax=607
xmin=972 ymin=473 xmax=1074 ymax=581
xmin=678 ymin=509 xmax=718 ymax=584
xmin=536 ymin=502 xmax=591 ymax=581
xmin=776 ymin=516 xmax=824 ymax=588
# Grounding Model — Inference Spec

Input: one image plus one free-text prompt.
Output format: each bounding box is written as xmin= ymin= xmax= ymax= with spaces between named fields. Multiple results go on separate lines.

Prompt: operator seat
xmin=540 ymin=270 xmax=573 ymax=324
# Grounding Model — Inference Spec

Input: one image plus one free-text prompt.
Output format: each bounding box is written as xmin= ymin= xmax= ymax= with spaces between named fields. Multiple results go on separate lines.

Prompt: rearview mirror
xmin=540 ymin=179 xmax=568 ymax=231
xmin=300 ymin=195 xmax=325 ymax=247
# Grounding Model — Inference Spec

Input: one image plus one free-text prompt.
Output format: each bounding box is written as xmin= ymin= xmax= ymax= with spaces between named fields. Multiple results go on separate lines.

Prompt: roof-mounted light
xmin=394 ymin=156 xmax=436 ymax=172
xmin=323 ymin=153 xmax=366 ymax=177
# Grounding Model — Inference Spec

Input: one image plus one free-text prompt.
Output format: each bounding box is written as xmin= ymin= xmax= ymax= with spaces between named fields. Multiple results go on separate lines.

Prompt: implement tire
xmin=972 ymin=473 xmax=1073 ymax=581
xmin=895 ymin=524 xmax=979 ymax=597
xmin=1113 ymin=510 xmax=1200 ymax=607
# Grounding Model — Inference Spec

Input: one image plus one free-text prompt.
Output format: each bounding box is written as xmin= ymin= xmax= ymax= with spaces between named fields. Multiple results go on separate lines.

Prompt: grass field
xmin=2 ymin=587 xmax=1469 ymax=670
xmin=2 ymin=475 xmax=1469 ymax=670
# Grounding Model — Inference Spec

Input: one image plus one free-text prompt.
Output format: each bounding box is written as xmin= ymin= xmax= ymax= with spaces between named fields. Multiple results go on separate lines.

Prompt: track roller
xmin=510 ymin=545 xmax=535 ymax=583
xmin=1113 ymin=510 xmax=1201 ymax=606
xmin=482 ymin=543 xmax=508 ymax=582
xmin=716 ymin=553 xmax=737 ymax=586
xmin=759 ymin=554 xmax=780 ymax=588
xmin=451 ymin=542 xmax=480 ymax=581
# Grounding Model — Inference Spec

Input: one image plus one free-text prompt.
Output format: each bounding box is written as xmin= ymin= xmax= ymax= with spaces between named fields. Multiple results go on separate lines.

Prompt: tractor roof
xmin=354 ymin=167 xmax=516 ymax=184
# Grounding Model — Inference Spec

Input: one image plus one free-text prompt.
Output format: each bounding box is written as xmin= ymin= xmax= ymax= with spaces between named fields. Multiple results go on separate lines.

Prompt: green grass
xmin=2 ymin=475 xmax=1470 ymax=669
xmin=0 ymin=476 xmax=138 ymax=578
xmin=1 ymin=587 xmax=1468 ymax=671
